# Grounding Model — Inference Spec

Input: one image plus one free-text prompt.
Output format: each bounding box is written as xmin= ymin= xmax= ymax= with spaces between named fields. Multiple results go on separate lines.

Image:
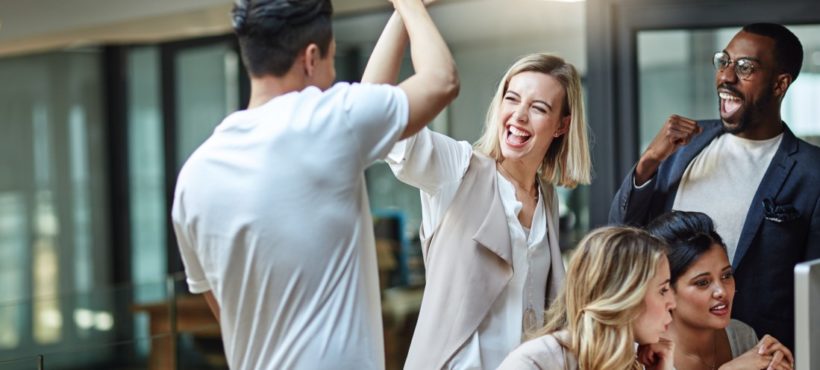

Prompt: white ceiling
xmin=2 ymin=0 xmax=817 ymax=68
xmin=0 ymin=0 xmax=390 ymax=56
xmin=0 ymin=0 xmax=586 ymax=57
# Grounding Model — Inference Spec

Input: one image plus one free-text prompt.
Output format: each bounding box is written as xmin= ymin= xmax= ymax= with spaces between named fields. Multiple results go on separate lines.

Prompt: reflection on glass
xmin=0 ymin=193 xmax=26 ymax=349
xmin=32 ymin=101 xmax=62 ymax=344
xmin=128 ymin=46 xmax=167 ymax=302
xmin=175 ymin=43 xmax=240 ymax=169
xmin=74 ymin=308 xmax=95 ymax=330
xmin=32 ymin=190 xmax=61 ymax=344
xmin=0 ymin=48 xmax=108 ymax=364
xmin=69 ymin=106 xmax=93 ymax=293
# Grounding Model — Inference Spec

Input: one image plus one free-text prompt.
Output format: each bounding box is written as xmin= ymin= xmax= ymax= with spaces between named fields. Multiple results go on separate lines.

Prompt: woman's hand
xmin=756 ymin=335 xmax=793 ymax=370
xmin=638 ymin=337 xmax=675 ymax=370
xmin=719 ymin=335 xmax=793 ymax=370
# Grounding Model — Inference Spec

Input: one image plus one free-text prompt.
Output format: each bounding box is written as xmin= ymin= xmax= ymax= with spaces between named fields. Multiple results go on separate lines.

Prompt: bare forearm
xmin=635 ymin=154 xmax=661 ymax=185
xmin=394 ymin=0 xmax=457 ymax=90
xmin=393 ymin=0 xmax=458 ymax=138
xmin=203 ymin=291 xmax=220 ymax=321
xmin=361 ymin=11 xmax=408 ymax=84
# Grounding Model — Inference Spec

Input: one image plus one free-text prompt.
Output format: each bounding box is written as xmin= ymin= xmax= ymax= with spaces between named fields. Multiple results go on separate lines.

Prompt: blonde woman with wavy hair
xmin=362 ymin=3 xmax=591 ymax=368
xmin=499 ymin=226 xmax=677 ymax=370
xmin=474 ymin=53 xmax=590 ymax=188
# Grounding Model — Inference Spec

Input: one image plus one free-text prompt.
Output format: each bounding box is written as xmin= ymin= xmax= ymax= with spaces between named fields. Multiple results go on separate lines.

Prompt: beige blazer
xmin=496 ymin=330 xmax=577 ymax=370
xmin=404 ymin=153 xmax=566 ymax=370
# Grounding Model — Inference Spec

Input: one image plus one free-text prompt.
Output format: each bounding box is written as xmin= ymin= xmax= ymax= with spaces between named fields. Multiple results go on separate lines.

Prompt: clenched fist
xmin=635 ymin=115 xmax=702 ymax=185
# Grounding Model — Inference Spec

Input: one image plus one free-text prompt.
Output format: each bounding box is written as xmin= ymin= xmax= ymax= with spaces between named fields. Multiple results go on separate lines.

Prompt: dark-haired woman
xmin=646 ymin=211 xmax=794 ymax=370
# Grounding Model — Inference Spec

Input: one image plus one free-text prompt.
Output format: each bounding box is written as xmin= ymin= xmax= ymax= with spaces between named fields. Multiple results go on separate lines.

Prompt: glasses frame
xmin=712 ymin=51 xmax=759 ymax=80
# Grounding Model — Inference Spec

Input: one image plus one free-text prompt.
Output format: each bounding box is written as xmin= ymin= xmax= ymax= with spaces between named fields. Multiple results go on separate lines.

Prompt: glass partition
xmin=0 ymin=355 xmax=41 ymax=370
xmin=174 ymin=42 xmax=240 ymax=170
xmin=0 ymin=48 xmax=111 ymax=365
xmin=127 ymin=46 xmax=168 ymax=304
xmin=0 ymin=274 xmax=226 ymax=370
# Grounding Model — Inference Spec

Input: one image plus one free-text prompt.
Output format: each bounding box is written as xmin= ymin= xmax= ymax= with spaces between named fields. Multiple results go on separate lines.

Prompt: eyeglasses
xmin=713 ymin=51 xmax=759 ymax=80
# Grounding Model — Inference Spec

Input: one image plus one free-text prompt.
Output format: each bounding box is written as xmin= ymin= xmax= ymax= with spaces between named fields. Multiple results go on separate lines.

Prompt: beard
xmin=720 ymin=84 xmax=775 ymax=135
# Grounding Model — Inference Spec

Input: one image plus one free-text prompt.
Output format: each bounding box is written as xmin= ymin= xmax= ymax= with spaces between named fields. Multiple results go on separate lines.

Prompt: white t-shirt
xmin=673 ymin=133 xmax=782 ymax=261
xmin=172 ymin=83 xmax=408 ymax=370
xmin=387 ymin=128 xmax=550 ymax=369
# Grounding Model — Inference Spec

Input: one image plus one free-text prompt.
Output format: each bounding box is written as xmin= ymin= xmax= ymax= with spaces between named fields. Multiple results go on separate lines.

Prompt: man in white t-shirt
xmin=171 ymin=1 xmax=458 ymax=369
xmin=610 ymin=23 xmax=820 ymax=351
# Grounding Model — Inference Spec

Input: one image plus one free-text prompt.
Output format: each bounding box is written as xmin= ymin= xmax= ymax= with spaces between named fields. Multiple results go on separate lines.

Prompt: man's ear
xmin=773 ymin=73 xmax=793 ymax=100
xmin=303 ymin=43 xmax=320 ymax=78
xmin=555 ymin=115 xmax=571 ymax=138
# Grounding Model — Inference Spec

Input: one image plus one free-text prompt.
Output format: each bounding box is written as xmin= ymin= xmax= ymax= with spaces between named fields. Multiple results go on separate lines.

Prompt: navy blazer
xmin=609 ymin=120 xmax=820 ymax=350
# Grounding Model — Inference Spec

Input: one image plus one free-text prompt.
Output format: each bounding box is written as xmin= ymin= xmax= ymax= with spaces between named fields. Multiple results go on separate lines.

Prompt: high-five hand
xmin=718 ymin=335 xmax=793 ymax=370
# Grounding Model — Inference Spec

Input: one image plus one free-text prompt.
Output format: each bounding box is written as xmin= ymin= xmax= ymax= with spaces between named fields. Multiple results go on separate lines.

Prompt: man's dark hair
xmin=232 ymin=0 xmax=333 ymax=77
xmin=742 ymin=22 xmax=803 ymax=81
xmin=646 ymin=211 xmax=726 ymax=285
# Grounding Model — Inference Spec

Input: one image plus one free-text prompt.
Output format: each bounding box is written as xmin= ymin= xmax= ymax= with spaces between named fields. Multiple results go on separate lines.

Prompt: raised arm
xmin=361 ymin=11 xmax=407 ymax=85
xmin=635 ymin=115 xmax=701 ymax=184
xmin=364 ymin=0 xmax=459 ymax=140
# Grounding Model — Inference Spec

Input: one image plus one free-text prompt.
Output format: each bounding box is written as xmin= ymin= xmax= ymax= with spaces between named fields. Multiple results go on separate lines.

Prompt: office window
xmin=0 ymin=49 xmax=112 ymax=364
xmin=174 ymin=42 xmax=240 ymax=169
xmin=127 ymin=46 xmax=167 ymax=301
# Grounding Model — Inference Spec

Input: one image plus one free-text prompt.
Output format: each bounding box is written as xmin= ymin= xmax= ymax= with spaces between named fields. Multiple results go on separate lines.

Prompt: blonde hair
xmin=473 ymin=53 xmax=591 ymax=188
xmin=532 ymin=226 xmax=667 ymax=370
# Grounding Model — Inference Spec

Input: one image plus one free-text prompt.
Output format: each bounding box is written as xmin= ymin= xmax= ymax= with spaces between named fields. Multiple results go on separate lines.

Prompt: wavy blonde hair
xmin=473 ymin=53 xmax=591 ymax=188
xmin=531 ymin=227 xmax=667 ymax=370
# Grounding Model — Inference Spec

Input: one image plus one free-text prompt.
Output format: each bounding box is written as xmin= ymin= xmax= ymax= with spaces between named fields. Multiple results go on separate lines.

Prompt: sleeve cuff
xmin=385 ymin=133 xmax=418 ymax=165
xmin=633 ymin=175 xmax=653 ymax=189
xmin=187 ymin=278 xmax=211 ymax=294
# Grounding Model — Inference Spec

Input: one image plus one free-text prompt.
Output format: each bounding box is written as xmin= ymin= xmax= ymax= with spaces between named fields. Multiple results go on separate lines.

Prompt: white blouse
xmin=387 ymin=128 xmax=552 ymax=370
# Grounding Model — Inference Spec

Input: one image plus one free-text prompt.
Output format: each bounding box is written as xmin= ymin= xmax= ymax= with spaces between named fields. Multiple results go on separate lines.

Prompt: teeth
xmin=712 ymin=304 xmax=726 ymax=310
xmin=719 ymin=92 xmax=740 ymax=101
xmin=509 ymin=126 xmax=530 ymax=137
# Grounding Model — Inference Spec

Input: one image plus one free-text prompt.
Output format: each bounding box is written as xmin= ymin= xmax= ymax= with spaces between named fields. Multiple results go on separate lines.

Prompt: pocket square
xmin=762 ymin=198 xmax=799 ymax=223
